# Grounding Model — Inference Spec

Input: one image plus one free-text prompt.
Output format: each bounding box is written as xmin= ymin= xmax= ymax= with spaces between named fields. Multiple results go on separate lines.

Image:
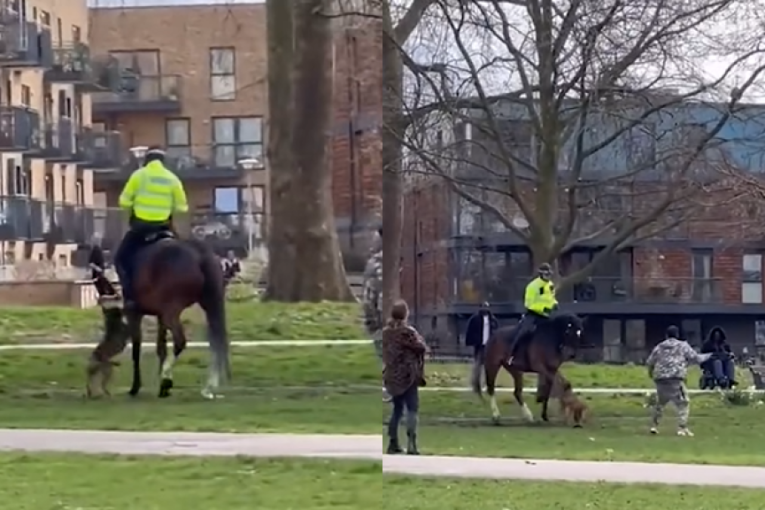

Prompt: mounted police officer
xmin=114 ymin=146 xmax=189 ymax=310
xmin=507 ymin=262 xmax=558 ymax=364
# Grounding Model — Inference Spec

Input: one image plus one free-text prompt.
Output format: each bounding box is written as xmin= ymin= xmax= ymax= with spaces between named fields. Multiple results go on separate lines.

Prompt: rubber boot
xmin=386 ymin=435 xmax=403 ymax=454
xmin=406 ymin=432 xmax=419 ymax=455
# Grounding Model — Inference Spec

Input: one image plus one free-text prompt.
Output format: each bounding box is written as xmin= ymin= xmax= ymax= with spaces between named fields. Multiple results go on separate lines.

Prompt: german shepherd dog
xmin=551 ymin=374 xmax=588 ymax=427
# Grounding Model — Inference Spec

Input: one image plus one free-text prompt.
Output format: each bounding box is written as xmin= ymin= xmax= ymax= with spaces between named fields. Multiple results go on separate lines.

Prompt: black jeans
xmin=114 ymin=222 xmax=169 ymax=302
xmin=388 ymin=384 xmax=419 ymax=438
xmin=509 ymin=312 xmax=547 ymax=356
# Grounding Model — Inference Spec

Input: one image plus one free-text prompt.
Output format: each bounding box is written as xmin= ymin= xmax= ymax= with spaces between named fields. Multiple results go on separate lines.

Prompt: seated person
xmin=701 ymin=326 xmax=736 ymax=386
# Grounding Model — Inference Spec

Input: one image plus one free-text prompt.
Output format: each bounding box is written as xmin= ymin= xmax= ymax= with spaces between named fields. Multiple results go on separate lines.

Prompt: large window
xmin=109 ymin=50 xmax=160 ymax=75
xmin=212 ymin=185 xmax=266 ymax=239
xmin=212 ymin=117 xmax=263 ymax=167
xmin=210 ymin=47 xmax=236 ymax=101
xmin=742 ymin=253 xmax=763 ymax=304
xmin=165 ymin=118 xmax=191 ymax=159
xmin=213 ymin=187 xmax=240 ymax=214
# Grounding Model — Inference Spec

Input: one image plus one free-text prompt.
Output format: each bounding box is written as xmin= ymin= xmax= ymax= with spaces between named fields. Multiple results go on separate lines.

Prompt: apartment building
xmin=88 ymin=0 xmax=383 ymax=260
xmin=0 ymin=0 xmax=113 ymax=267
xmin=88 ymin=2 xmax=268 ymax=254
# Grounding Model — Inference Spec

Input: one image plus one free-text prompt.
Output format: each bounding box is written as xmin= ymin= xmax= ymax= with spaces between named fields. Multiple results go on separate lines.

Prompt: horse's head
xmin=551 ymin=312 xmax=585 ymax=349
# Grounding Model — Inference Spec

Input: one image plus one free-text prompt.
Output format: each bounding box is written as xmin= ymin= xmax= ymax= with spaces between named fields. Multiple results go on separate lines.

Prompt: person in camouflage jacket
xmin=362 ymin=227 xmax=386 ymax=400
xmin=645 ymin=325 xmax=712 ymax=436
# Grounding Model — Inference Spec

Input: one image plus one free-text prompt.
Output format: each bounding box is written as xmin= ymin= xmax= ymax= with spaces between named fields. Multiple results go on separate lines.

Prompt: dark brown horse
xmin=88 ymin=234 xmax=231 ymax=399
xmin=471 ymin=312 xmax=585 ymax=424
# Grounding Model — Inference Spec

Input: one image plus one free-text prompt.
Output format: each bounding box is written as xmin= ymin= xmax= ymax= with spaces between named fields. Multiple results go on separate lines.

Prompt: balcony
xmin=38 ymin=118 xmax=77 ymax=160
xmin=77 ymin=129 xmax=122 ymax=169
xmin=0 ymin=106 xmax=40 ymax=151
xmin=45 ymin=43 xmax=104 ymax=91
xmin=0 ymin=13 xmax=53 ymax=68
xmin=189 ymin=212 xmax=264 ymax=254
xmin=93 ymin=149 xmax=248 ymax=182
xmin=0 ymin=197 xmax=98 ymax=244
xmin=91 ymin=73 xmax=183 ymax=117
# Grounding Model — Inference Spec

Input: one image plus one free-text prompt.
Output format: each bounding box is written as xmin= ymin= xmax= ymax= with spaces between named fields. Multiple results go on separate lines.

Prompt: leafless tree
xmin=264 ymin=0 xmax=355 ymax=301
xmin=393 ymin=0 xmax=765 ymax=289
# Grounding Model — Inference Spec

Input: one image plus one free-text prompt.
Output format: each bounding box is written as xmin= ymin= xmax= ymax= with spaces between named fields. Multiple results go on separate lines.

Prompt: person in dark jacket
xmin=701 ymin=326 xmax=736 ymax=386
xmin=465 ymin=302 xmax=498 ymax=358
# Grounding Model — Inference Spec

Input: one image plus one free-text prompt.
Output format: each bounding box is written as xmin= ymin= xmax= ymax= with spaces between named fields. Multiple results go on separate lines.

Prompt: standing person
xmin=383 ymin=299 xmax=427 ymax=455
xmin=646 ymin=325 xmax=712 ymax=436
xmin=465 ymin=302 xmax=498 ymax=358
xmin=362 ymin=226 xmax=386 ymax=400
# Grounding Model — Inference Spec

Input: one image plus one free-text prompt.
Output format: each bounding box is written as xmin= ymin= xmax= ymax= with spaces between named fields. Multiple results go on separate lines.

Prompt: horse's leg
xmin=510 ymin=368 xmax=534 ymax=423
xmin=484 ymin=351 xmax=502 ymax=423
xmin=127 ymin=313 xmax=144 ymax=397
xmin=156 ymin=318 xmax=170 ymax=398
xmin=159 ymin=311 xmax=188 ymax=398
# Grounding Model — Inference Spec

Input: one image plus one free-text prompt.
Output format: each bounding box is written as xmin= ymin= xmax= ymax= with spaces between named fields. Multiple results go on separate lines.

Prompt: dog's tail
xmin=471 ymin=347 xmax=484 ymax=400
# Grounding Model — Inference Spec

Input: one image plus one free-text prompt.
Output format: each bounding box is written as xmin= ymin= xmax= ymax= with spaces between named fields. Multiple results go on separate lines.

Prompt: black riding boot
xmin=386 ymin=435 xmax=403 ymax=454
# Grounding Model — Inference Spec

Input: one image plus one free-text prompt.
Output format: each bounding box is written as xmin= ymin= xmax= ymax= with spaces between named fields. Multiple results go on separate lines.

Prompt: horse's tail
xmin=192 ymin=243 xmax=231 ymax=383
xmin=471 ymin=346 xmax=484 ymax=400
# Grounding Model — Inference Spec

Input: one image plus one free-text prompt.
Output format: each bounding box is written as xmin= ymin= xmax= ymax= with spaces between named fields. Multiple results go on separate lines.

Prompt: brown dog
xmin=551 ymin=373 xmax=588 ymax=427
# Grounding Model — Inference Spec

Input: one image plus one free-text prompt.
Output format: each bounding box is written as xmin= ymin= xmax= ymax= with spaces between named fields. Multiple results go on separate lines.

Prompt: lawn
xmin=0 ymin=344 xmax=381 ymax=434
xmin=0 ymin=451 xmax=761 ymax=510
xmin=387 ymin=391 xmax=765 ymax=466
xmin=0 ymin=454 xmax=382 ymax=510
xmin=0 ymin=301 xmax=364 ymax=344
xmin=427 ymin=361 xmax=754 ymax=389
xmin=384 ymin=476 xmax=765 ymax=509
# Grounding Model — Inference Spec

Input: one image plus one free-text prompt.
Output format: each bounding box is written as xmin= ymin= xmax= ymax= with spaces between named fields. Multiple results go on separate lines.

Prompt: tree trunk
xmin=264 ymin=0 xmax=354 ymax=302
xmin=381 ymin=3 xmax=403 ymax=318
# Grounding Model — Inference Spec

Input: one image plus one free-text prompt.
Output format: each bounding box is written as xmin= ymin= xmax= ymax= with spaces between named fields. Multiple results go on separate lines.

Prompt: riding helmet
xmin=538 ymin=262 xmax=553 ymax=275
xmin=144 ymin=145 xmax=166 ymax=165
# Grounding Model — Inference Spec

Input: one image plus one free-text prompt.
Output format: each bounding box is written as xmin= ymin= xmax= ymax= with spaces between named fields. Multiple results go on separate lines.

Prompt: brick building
xmin=0 ymin=0 xmax=109 ymax=268
xmin=401 ymin=103 xmax=765 ymax=360
xmin=88 ymin=0 xmax=382 ymax=260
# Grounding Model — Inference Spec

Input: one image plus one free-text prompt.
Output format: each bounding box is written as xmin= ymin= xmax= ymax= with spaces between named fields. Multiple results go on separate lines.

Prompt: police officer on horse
xmin=114 ymin=146 xmax=189 ymax=309
xmin=507 ymin=262 xmax=558 ymax=364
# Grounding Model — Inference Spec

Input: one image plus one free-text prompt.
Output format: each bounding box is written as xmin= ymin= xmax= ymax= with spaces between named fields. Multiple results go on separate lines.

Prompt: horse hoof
xmin=573 ymin=424 xmax=583 ymax=429
xmin=128 ymin=388 xmax=140 ymax=397
xmin=491 ymin=416 xmax=501 ymax=425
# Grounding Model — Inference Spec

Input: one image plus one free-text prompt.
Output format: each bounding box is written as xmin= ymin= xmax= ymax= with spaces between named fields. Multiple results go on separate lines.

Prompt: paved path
xmin=2 ymin=429 xmax=765 ymax=487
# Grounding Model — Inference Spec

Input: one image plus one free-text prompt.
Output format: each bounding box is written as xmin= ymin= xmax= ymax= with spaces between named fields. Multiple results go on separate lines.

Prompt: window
xmin=165 ymin=118 xmax=191 ymax=159
xmin=72 ymin=25 xmax=81 ymax=43
xmin=209 ymin=47 xmax=236 ymax=100
xmin=742 ymin=253 xmax=763 ymax=304
xmin=691 ymin=249 xmax=713 ymax=302
xmin=75 ymin=179 xmax=84 ymax=205
xmin=242 ymin=185 xmax=265 ymax=213
xmin=212 ymin=117 xmax=263 ymax=167
xmin=20 ymin=85 xmax=30 ymax=107
xmin=56 ymin=18 xmax=62 ymax=44
xmin=109 ymin=50 xmax=160 ymax=75
xmin=213 ymin=187 xmax=240 ymax=214
xmin=39 ymin=9 xmax=49 ymax=25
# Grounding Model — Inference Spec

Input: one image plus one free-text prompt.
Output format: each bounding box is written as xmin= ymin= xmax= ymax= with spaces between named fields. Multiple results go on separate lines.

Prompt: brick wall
xmin=331 ymin=20 xmax=383 ymax=258
xmin=403 ymin=176 xmax=764 ymax=310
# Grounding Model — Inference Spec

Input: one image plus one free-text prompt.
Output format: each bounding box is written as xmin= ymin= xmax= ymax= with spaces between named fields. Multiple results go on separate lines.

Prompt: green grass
xmin=1 ymin=452 xmax=761 ymax=510
xmin=0 ymin=345 xmax=381 ymax=434
xmin=384 ymin=476 xmax=765 ymax=509
xmin=428 ymin=361 xmax=754 ymax=389
xmin=387 ymin=391 xmax=765 ymax=466
xmin=0 ymin=301 xmax=364 ymax=344
xmin=0 ymin=454 xmax=382 ymax=510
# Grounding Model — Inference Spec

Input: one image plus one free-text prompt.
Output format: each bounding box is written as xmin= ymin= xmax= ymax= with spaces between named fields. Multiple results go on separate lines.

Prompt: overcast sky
xmin=88 ymin=0 xmax=263 ymax=7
